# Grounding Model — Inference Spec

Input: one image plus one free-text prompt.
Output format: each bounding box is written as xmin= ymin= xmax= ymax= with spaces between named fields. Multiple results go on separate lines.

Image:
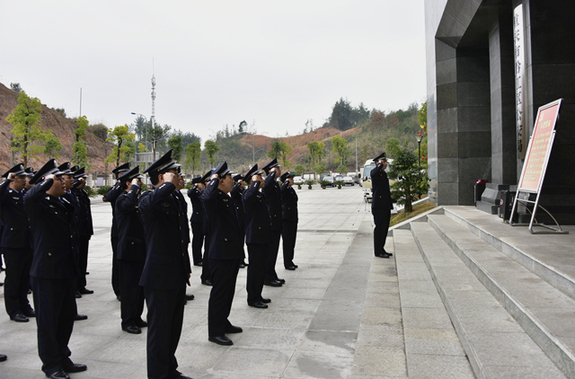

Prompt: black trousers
xmin=77 ymin=235 xmax=90 ymax=289
xmin=246 ymin=243 xmax=267 ymax=304
xmin=372 ymin=208 xmax=391 ymax=255
xmin=111 ymin=236 xmax=120 ymax=297
xmin=31 ymin=275 xmax=76 ymax=376
xmin=282 ymin=220 xmax=297 ymax=268
xmin=190 ymin=222 xmax=204 ymax=266
xmin=3 ymin=247 xmax=33 ymax=316
xmin=208 ymin=258 xmax=240 ymax=337
xmin=144 ymin=286 xmax=185 ymax=379
xmin=264 ymin=230 xmax=281 ymax=282
xmin=119 ymin=260 xmax=145 ymax=328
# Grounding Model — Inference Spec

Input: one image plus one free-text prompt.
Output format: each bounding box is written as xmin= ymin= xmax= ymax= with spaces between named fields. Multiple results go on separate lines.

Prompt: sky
xmin=0 ymin=0 xmax=426 ymax=145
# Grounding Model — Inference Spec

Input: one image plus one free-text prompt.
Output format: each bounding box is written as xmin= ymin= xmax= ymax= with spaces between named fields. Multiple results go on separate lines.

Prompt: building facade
xmin=425 ymin=0 xmax=575 ymax=223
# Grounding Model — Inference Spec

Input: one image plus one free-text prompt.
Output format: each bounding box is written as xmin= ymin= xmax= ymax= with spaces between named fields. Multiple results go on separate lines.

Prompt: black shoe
xmin=248 ymin=301 xmax=268 ymax=309
xmin=260 ymin=298 xmax=271 ymax=304
xmin=170 ymin=371 xmax=193 ymax=379
xmin=264 ymin=280 xmax=282 ymax=287
xmin=185 ymin=294 xmax=195 ymax=301
xmin=79 ymin=287 xmax=94 ymax=295
xmin=74 ymin=314 xmax=88 ymax=321
xmin=47 ymin=370 xmax=70 ymax=379
xmin=62 ymin=363 xmax=87 ymax=373
xmin=285 ymin=265 xmax=296 ymax=270
xmin=135 ymin=319 xmax=148 ymax=328
xmin=239 ymin=262 xmax=246 ymax=268
xmin=22 ymin=309 xmax=36 ymax=318
xmin=201 ymin=279 xmax=212 ymax=286
xmin=225 ymin=325 xmax=243 ymax=334
xmin=10 ymin=313 xmax=29 ymax=322
xmin=277 ymin=278 xmax=285 ymax=284
xmin=122 ymin=325 xmax=142 ymax=334
xmin=0 ymin=354 xmax=6 ymax=362
xmin=0 ymin=283 xmax=3 ymax=287
xmin=75 ymin=291 xmax=82 ymax=298
xmin=376 ymin=252 xmax=391 ymax=258
xmin=208 ymin=335 xmax=233 ymax=346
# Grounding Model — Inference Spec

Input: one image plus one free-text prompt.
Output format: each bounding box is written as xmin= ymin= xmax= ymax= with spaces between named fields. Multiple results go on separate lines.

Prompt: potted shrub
xmin=318 ymin=180 xmax=330 ymax=189
xmin=304 ymin=179 xmax=315 ymax=189
xmin=334 ymin=180 xmax=344 ymax=189
xmin=98 ymin=185 xmax=111 ymax=201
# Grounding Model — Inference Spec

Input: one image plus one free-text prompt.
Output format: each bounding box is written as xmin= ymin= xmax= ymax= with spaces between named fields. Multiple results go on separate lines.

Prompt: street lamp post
xmin=416 ymin=130 xmax=423 ymax=167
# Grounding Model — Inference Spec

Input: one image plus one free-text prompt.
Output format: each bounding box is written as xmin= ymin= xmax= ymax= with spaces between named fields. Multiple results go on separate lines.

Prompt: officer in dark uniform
xmin=370 ymin=152 xmax=394 ymax=258
xmin=187 ymin=171 xmax=210 ymax=268
xmin=280 ymin=172 xmax=299 ymax=270
xmin=175 ymin=173 xmax=195 ymax=303
xmin=201 ymin=162 xmax=244 ymax=346
xmin=0 ymin=163 xmax=35 ymax=322
xmin=242 ymin=165 xmax=272 ymax=309
xmin=139 ymin=150 xmax=192 ymax=379
xmin=262 ymin=158 xmax=285 ymax=287
xmin=115 ymin=167 xmax=147 ymax=334
xmin=106 ymin=162 xmax=131 ymax=299
xmin=70 ymin=167 xmax=94 ymax=296
xmin=230 ymin=173 xmax=248 ymax=268
xmin=25 ymin=159 xmax=87 ymax=379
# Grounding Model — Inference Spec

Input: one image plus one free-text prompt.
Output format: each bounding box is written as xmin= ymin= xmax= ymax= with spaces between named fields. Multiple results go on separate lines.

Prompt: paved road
xmin=0 ymin=184 xmax=473 ymax=378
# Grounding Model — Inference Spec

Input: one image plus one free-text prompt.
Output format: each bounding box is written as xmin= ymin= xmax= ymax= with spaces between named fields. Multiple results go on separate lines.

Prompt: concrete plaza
xmin=5 ymin=183 xmax=570 ymax=378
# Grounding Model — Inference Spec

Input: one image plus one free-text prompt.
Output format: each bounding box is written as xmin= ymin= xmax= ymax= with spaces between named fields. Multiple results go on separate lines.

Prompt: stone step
xmin=443 ymin=206 xmax=575 ymax=302
xmin=410 ymin=221 xmax=566 ymax=379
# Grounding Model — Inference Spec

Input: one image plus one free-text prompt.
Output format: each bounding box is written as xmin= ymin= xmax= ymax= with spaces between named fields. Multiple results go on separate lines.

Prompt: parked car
xmin=342 ymin=176 xmax=354 ymax=186
xmin=293 ymin=176 xmax=304 ymax=185
xmin=324 ymin=176 xmax=335 ymax=187
xmin=334 ymin=175 xmax=343 ymax=182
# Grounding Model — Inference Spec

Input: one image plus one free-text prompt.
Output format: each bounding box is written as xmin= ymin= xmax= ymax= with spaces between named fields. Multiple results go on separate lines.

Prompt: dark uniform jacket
xmin=174 ymin=191 xmax=190 ymax=246
xmin=263 ymin=174 xmax=282 ymax=231
xmin=200 ymin=178 xmax=243 ymax=260
xmin=106 ymin=182 xmax=124 ymax=238
xmin=280 ymin=182 xmax=298 ymax=222
xmin=24 ymin=178 xmax=80 ymax=279
xmin=187 ymin=186 xmax=203 ymax=225
xmin=115 ymin=184 xmax=146 ymax=262
xmin=138 ymin=182 xmax=192 ymax=289
xmin=71 ymin=187 xmax=94 ymax=237
xmin=230 ymin=183 xmax=246 ymax=233
xmin=242 ymin=181 xmax=271 ymax=245
xmin=370 ymin=162 xmax=393 ymax=210
xmin=0 ymin=179 xmax=31 ymax=249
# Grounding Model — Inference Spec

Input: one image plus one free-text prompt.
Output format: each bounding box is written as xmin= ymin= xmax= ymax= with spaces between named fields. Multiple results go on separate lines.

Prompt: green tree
xmin=336 ymin=164 xmax=348 ymax=174
xmin=105 ymin=124 xmax=135 ymax=167
xmin=148 ymin=123 xmax=171 ymax=161
xmin=185 ymin=142 xmax=202 ymax=174
xmin=268 ymin=140 xmax=292 ymax=169
xmin=293 ymin=164 xmax=305 ymax=175
xmin=204 ymin=140 xmax=220 ymax=166
xmin=6 ymin=91 xmax=53 ymax=167
xmin=387 ymin=147 xmax=429 ymax=213
xmin=417 ymin=102 xmax=428 ymax=167
xmin=315 ymin=163 xmax=326 ymax=176
xmin=73 ymin=115 xmax=90 ymax=168
xmin=307 ymin=141 xmax=325 ymax=172
xmin=331 ymin=135 xmax=349 ymax=166
xmin=168 ymin=135 xmax=183 ymax=162
xmin=44 ymin=136 xmax=63 ymax=159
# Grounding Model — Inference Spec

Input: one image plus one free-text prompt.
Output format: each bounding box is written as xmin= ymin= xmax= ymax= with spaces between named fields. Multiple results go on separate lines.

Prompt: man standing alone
xmin=370 ymin=152 xmax=393 ymax=258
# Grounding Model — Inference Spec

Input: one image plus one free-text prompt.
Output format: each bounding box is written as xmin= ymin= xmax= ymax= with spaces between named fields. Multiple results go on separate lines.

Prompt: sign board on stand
xmin=510 ymin=98 xmax=568 ymax=234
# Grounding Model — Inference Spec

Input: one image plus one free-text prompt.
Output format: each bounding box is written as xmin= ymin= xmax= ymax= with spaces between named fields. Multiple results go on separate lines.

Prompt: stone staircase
xmin=394 ymin=206 xmax=575 ymax=379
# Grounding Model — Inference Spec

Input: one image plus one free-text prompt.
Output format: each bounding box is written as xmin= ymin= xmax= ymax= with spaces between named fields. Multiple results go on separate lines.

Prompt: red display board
xmin=518 ymin=99 xmax=562 ymax=193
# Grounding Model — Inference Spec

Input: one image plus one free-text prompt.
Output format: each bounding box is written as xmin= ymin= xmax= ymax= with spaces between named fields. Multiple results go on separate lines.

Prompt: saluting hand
xmin=163 ymin=172 xmax=180 ymax=187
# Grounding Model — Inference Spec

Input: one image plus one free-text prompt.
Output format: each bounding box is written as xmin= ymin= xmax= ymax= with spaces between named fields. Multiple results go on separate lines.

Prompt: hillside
xmin=0 ymin=82 xmax=111 ymax=175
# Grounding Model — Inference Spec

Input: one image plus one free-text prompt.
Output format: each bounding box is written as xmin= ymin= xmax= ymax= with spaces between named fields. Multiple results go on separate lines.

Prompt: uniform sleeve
xmin=242 ymin=180 xmax=261 ymax=209
xmin=115 ymin=185 xmax=139 ymax=214
xmin=106 ymin=181 xmax=123 ymax=203
xmin=138 ymin=182 xmax=176 ymax=212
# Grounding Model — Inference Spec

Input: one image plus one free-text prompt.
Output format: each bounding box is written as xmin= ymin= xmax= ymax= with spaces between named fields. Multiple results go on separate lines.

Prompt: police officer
xmin=139 ymin=150 xmax=192 ymax=379
xmin=262 ymin=158 xmax=285 ymax=287
xmin=70 ymin=167 xmax=94 ymax=296
xmin=115 ymin=167 xmax=147 ymax=334
xmin=25 ymin=159 xmax=87 ymax=379
xmin=280 ymin=172 xmax=299 ymax=270
xmin=201 ymin=162 xmax=244 ymax=346
xmin=242 ymin=165 xmax=272 ymax=309
xmin=0 ymin=164 xmax=35 ymax=322
xmin=230 ymin=173 xmax=248 ymax=268
xmin=106 ymin=162 xmax=131 ymax=299
xmin=370 ymin=152 xmax=394 ymax=258
xmin=187 ymin=171 xmax=210 ymax=268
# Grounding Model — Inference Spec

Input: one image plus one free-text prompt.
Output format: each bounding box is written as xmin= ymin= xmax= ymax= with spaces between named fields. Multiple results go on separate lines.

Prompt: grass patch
xmin=390 ymin=201 xmax=436 ymax=227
